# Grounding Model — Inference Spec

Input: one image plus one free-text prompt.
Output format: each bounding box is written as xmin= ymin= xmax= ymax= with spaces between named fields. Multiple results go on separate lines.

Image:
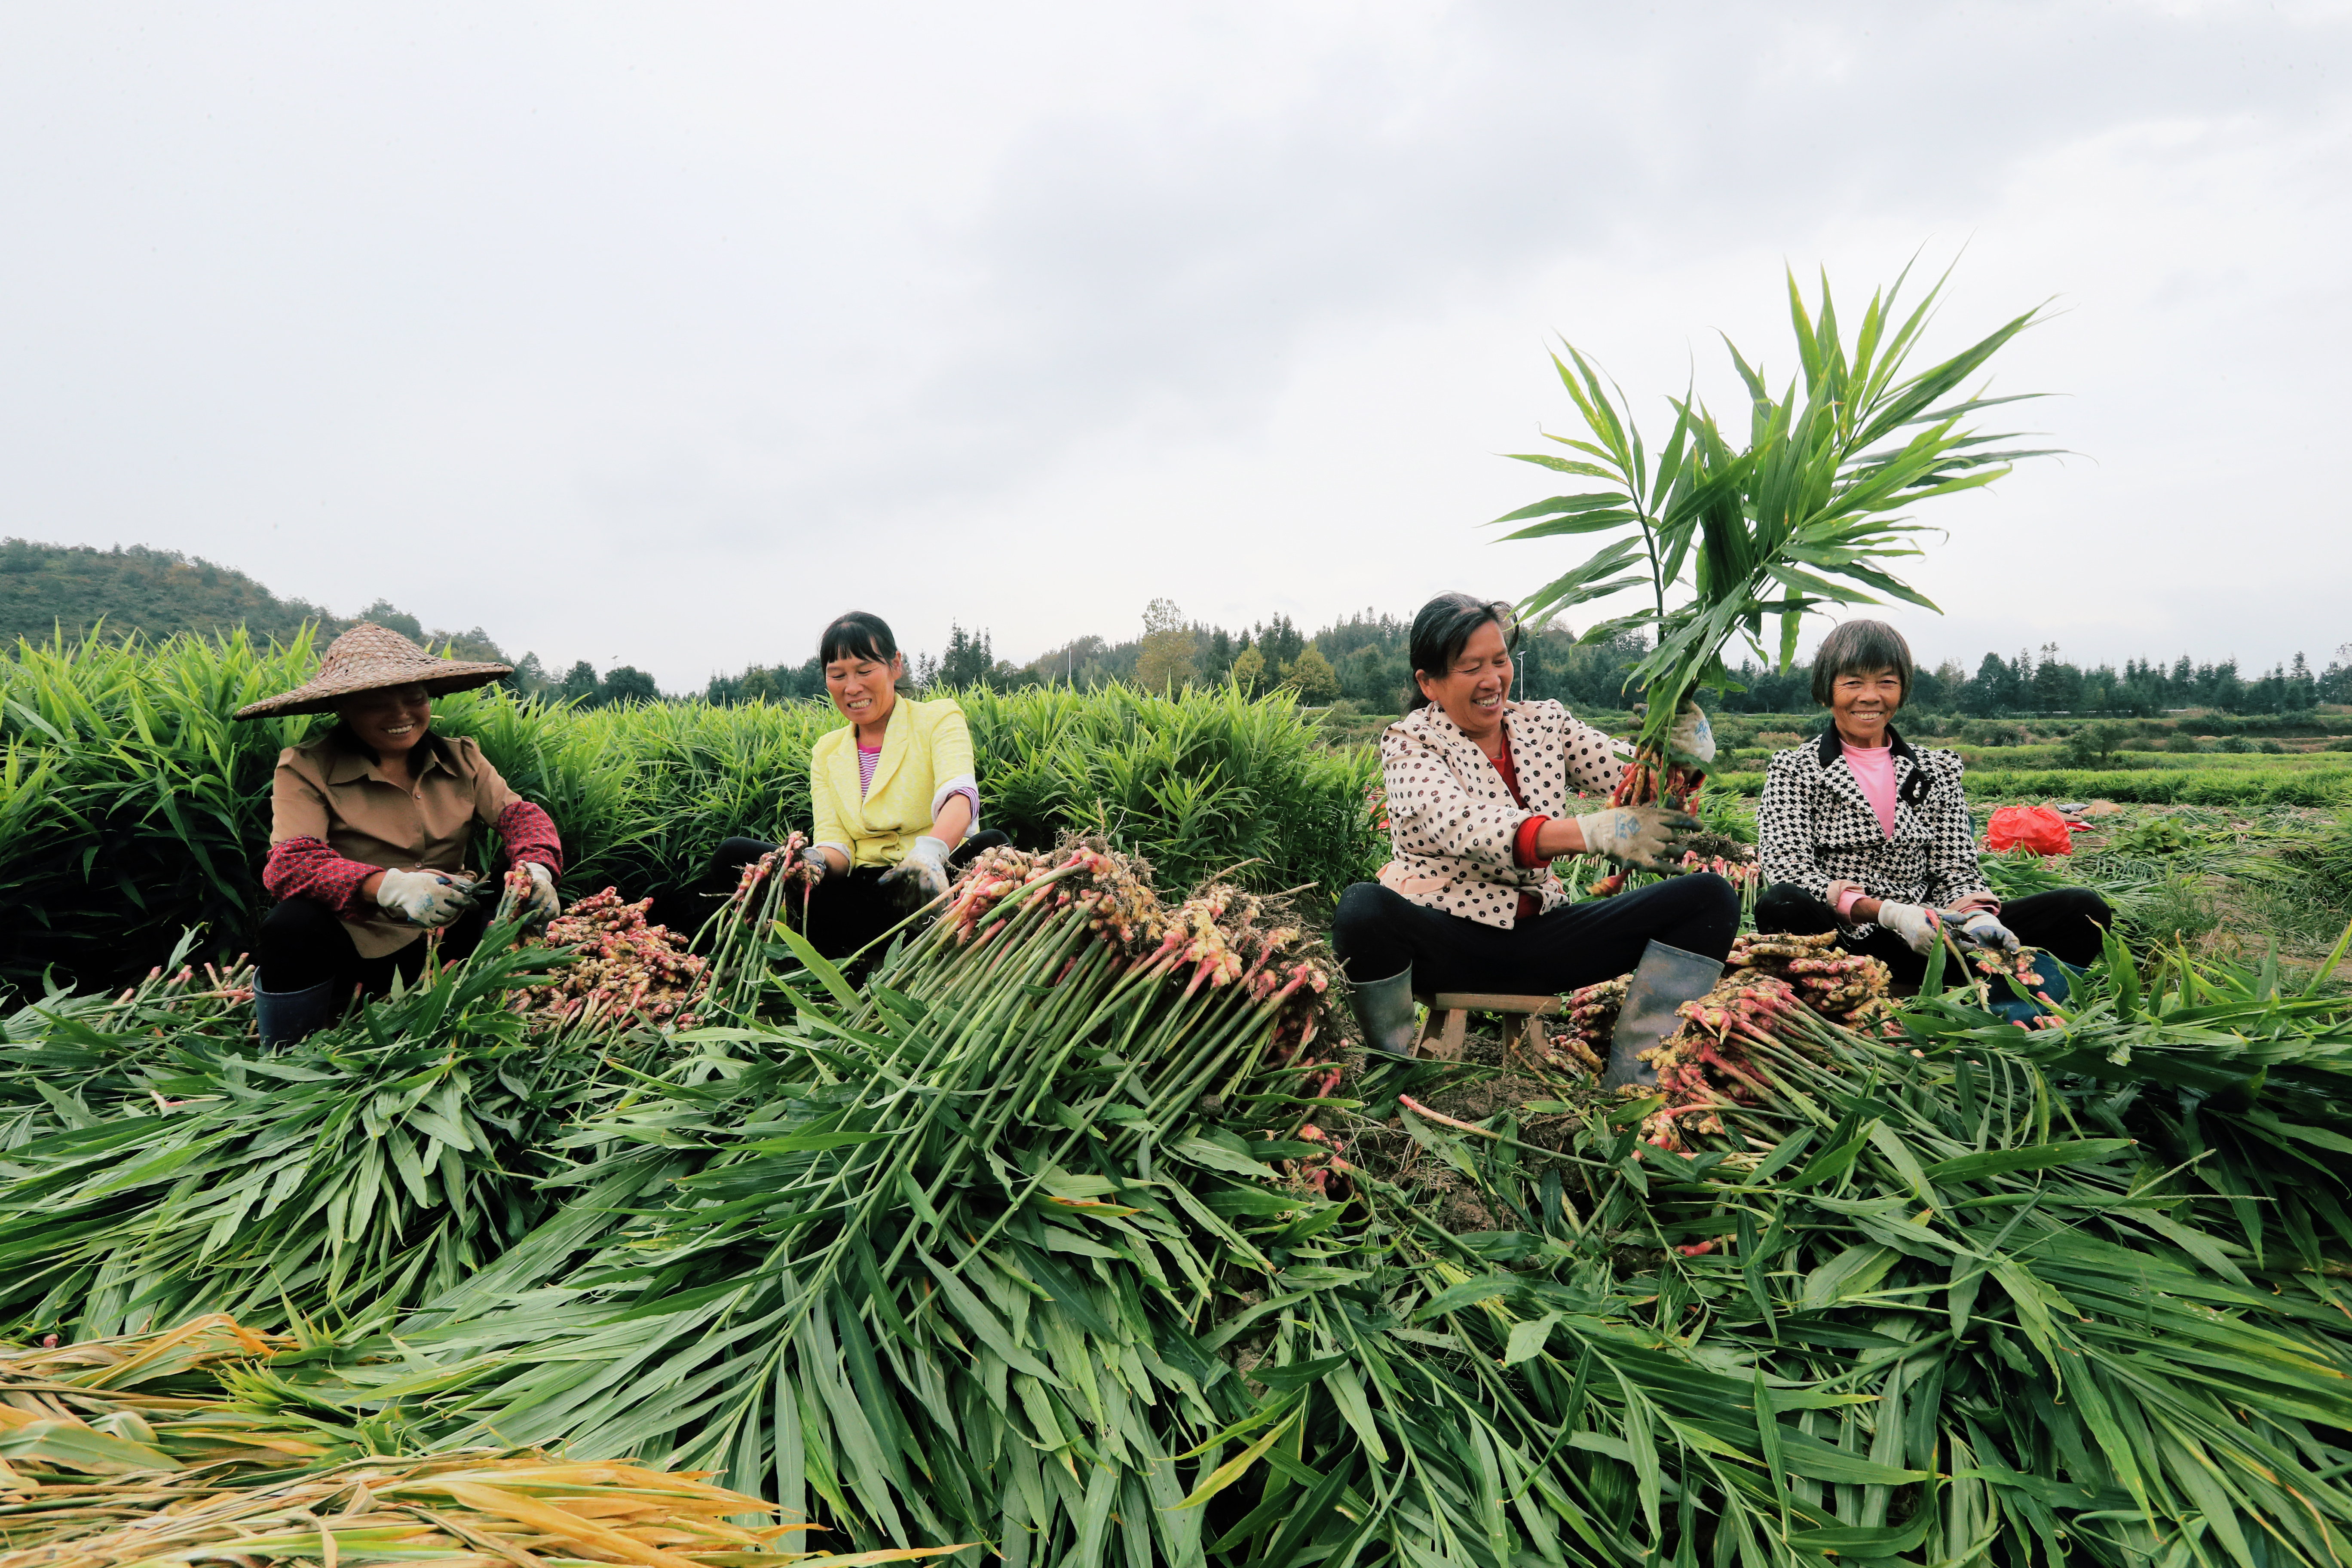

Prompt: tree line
xmin=709 ymin=607 xmax=2352 ymax=720
xmin=10 ymin=536 xmax=2342 ymax=717
xmin=1724 ymin=643 xmax=2351 ymax=718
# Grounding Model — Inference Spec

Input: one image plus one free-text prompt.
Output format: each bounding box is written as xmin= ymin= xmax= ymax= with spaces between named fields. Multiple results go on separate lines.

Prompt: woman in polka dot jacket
xmin=1754 ymin=618 xmax=2112 ymax=980
xmin=1333 ymin=592 xmax=1741 ymax=1077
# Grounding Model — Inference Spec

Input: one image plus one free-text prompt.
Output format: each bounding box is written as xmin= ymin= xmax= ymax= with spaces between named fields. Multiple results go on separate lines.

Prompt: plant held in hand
xmin=1496 ymin=260 xmax=2057 ymax=868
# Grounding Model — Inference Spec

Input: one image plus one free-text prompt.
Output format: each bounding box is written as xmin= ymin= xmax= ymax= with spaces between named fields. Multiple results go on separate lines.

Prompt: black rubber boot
xmin=1601 ymin=941 xmax=1724 ymax=1089
xmin=1345 ymin=967 xmax=1418 ymax=1059
xmin=254 ymin=978 xmax=338 ymax=1047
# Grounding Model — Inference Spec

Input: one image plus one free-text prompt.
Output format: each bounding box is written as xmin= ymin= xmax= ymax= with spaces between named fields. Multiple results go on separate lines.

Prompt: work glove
xmin=1952 ymin=909 xmax=2021 ymax=956
xmin=794 ymin=852 xmax=831 ymax=889
xmin=1872 ymin=900 xmax=1943 ymax=956
xmin=1666 ymin=703 xmax=1716 ymax=767
xmin=376 ymin=867 xmax=476 ymax=928
xmin=512 ymin=861 xmax=561 ymax=923
xmin=1573 ymin=805 xmax=1701 ymax=874
xmin=493 ymin=865 xmax=551 ymax=926
xmin=878 ymin=835 xmax=954 ymax=904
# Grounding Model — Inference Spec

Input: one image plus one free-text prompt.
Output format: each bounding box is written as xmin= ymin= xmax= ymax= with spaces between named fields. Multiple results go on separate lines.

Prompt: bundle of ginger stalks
xmin=2 ymin=932 xmax=259 ymax=1151
xmin=25 ymin=824 xmax=2352 ymax=1566
xmin=300 ymin=838 xmax=1351 ymax=1568
xmin=0 ymin=1317 xmax=958 ymax=1568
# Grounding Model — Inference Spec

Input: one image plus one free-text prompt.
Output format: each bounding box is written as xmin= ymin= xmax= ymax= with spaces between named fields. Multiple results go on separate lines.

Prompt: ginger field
xmin=9 ymin=632 xmax=2352 ymax=1568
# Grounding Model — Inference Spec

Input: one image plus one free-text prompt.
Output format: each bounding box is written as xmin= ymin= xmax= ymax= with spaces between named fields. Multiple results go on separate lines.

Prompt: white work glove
xmin=1954 ymin=909 xmax=2020 ymax=956
xmin=1872 ymin=900 xmax=1943 ymax=956
xmin=1573 ymin=805 xmax=1701 ymax=873
xmin=878 ymin=835 xmax=953 ymax=903
xmin=517 ymin=861 xmax=561 ymax=922
xmin=376 ymin=867 xmax=476 ymax=928
xmin=1666 ymin=703 xmax=1716 ymax=766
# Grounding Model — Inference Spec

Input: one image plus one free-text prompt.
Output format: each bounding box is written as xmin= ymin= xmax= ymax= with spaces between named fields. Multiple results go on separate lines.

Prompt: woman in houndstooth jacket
xmin=1755 ymin=619 xmax=2111 ymax=980
xmin=1332 ymin=593 xmax=1740 ymax=1062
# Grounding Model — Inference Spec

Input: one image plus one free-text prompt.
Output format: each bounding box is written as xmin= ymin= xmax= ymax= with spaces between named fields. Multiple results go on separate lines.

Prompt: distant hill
xmin=0 ymin=538 xmax=510 ymax=666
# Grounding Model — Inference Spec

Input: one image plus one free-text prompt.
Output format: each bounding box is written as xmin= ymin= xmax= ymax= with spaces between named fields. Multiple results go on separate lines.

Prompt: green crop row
xmin=1710 ymin=765 xmax=2352 ymax=806
xmin=0 ymin=631 xmax=1382 ymax=995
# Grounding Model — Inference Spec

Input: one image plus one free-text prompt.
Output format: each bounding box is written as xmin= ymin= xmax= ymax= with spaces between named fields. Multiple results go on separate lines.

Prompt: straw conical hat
xmin=235 ymin=623 xmax=513 ymax=720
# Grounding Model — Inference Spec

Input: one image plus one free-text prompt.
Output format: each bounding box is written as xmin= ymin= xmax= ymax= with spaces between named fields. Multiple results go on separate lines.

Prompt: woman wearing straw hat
xmin=235 ymin=622 xmax=566 ymax=1043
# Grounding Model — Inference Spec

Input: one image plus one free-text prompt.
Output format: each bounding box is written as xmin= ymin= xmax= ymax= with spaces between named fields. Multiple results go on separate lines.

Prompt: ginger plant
xmin=1497 ymin=260 xmax=2057 ymax=829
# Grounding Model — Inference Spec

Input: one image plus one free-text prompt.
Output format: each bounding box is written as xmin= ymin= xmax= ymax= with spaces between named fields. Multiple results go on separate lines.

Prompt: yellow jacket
xmin=810 ymin=697 xmax=979 ymax=868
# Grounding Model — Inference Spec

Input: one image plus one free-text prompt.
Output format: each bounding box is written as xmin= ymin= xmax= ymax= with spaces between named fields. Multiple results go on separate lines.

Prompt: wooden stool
xmin=1413 ymin=991 xmax=1566 ymax=1063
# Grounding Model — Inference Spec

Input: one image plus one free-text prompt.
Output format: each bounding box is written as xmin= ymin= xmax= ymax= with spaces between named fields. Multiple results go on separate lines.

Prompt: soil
xmin=1320 ymin=1030 xmax=1608 ymax=1233
xmin=1678 ymin=830 xmax=1758 ymax=865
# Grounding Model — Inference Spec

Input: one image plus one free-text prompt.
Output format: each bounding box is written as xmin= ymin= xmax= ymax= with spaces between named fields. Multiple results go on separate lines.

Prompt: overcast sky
xmin=2 ymin=2 xmax=2345 ymax=691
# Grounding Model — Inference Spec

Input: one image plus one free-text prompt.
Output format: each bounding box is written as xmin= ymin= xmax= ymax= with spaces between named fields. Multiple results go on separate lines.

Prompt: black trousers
xmin=1331 ymin=874 xmax=1740 ymax=994
xmin=256 ymin=896 xmax=487 ymax=999
xmin=655 ymin=831 xmax=1013 ymax=963
xmin=1753 ymin=882 xmax=2113 ymax=981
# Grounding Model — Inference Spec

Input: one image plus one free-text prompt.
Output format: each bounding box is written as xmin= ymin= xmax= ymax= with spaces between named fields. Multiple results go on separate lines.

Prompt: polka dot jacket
xmin=1756 ymin=725 xmax=1993 ymax=940
xmin=1375 ymin=699 xmax=1632 ymax=930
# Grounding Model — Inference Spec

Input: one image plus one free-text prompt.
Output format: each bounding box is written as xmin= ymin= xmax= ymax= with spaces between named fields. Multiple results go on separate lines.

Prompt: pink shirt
xmin=1832 ymin=740 xmax=1899 ymax=921
xmin=1841 ymin=740 xmax=1898 ymax=839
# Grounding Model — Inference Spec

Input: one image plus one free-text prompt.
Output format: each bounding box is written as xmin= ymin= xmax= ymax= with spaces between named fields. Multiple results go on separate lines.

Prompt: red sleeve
xmin=1513 ymin=814 xmax=1550 ymax=870
xmin=496 ymin=800 xmax=563 ymax=876
xmin=264 ymin=837 xmax=379 ymax=919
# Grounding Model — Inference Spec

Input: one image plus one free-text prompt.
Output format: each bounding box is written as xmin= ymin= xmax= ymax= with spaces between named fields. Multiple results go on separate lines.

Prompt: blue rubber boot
xmin=254 ymin=979 xmax=338 ymax=1046
xmin=1985 ymin=953 xmax=2081 ymax=1026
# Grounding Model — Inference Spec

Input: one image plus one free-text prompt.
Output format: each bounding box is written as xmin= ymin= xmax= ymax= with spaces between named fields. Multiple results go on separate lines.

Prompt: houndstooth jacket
xmin=1376 ymin=699 xmax=1631 ymax=930
xmin=1757 ymin=725 xmax=1991 ymax=939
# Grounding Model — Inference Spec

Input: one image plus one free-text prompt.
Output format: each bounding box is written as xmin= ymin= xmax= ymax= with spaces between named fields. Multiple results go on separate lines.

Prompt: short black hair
xmin=1810 ymin=619 xmax=1914 ymax=707
xmin=819 ymin=611 xmax=899 ymax=668
xmin=1405 ymin=592 xmax=1518 ymax=712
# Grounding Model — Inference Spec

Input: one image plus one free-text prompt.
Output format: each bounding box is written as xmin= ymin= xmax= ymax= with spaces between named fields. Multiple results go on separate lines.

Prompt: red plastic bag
xmin=1986 ymin=804 xmax=2073 ymax=856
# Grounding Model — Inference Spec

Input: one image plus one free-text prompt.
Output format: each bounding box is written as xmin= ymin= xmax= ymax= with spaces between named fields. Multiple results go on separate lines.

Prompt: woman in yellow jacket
xmin=665 ymin=611 xmax=1008 ymax=961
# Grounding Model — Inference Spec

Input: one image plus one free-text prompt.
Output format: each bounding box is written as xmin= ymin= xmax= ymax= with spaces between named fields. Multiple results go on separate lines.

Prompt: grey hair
xmin=1810 ymin=619 xmax=1914 ymax=707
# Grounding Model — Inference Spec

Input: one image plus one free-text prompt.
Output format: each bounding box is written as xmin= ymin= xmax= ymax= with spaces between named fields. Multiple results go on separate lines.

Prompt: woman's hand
xmin=1955 ymin=910 xmax=2021 ymax=955
xmin=1667 ymin=704 xmax=1715 ymax=766
xmin=376 ymin=867 xmax=475 ymax=927
xmin=517 ymin=862 xmax=561 ymax=922
xmin=1871 ymin=900 xmax=1942 ymax=955
xmin=1565 ymin=805 xmax=1702 ymax=873
xmin=880 ymin=836 xmax=954 ymax=903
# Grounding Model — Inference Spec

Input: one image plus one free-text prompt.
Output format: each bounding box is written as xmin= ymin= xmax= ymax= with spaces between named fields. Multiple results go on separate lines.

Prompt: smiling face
xmin=825 ymin=648 xmax=903 ymax=730
xmin=1829 ymin=665 xmax=1906 ymax=745
xmin=1415 ymin=618 xmax=1513 ymax=742
xmin=338 ymin=683 xmax=433 ymax=758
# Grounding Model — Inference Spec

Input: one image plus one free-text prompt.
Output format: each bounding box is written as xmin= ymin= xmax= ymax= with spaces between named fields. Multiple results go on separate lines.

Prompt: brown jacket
xmin=1375 ymin=700 xmax=1631 ymax=929
xmin=269 ymin=729 xmax=524 ymax=959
